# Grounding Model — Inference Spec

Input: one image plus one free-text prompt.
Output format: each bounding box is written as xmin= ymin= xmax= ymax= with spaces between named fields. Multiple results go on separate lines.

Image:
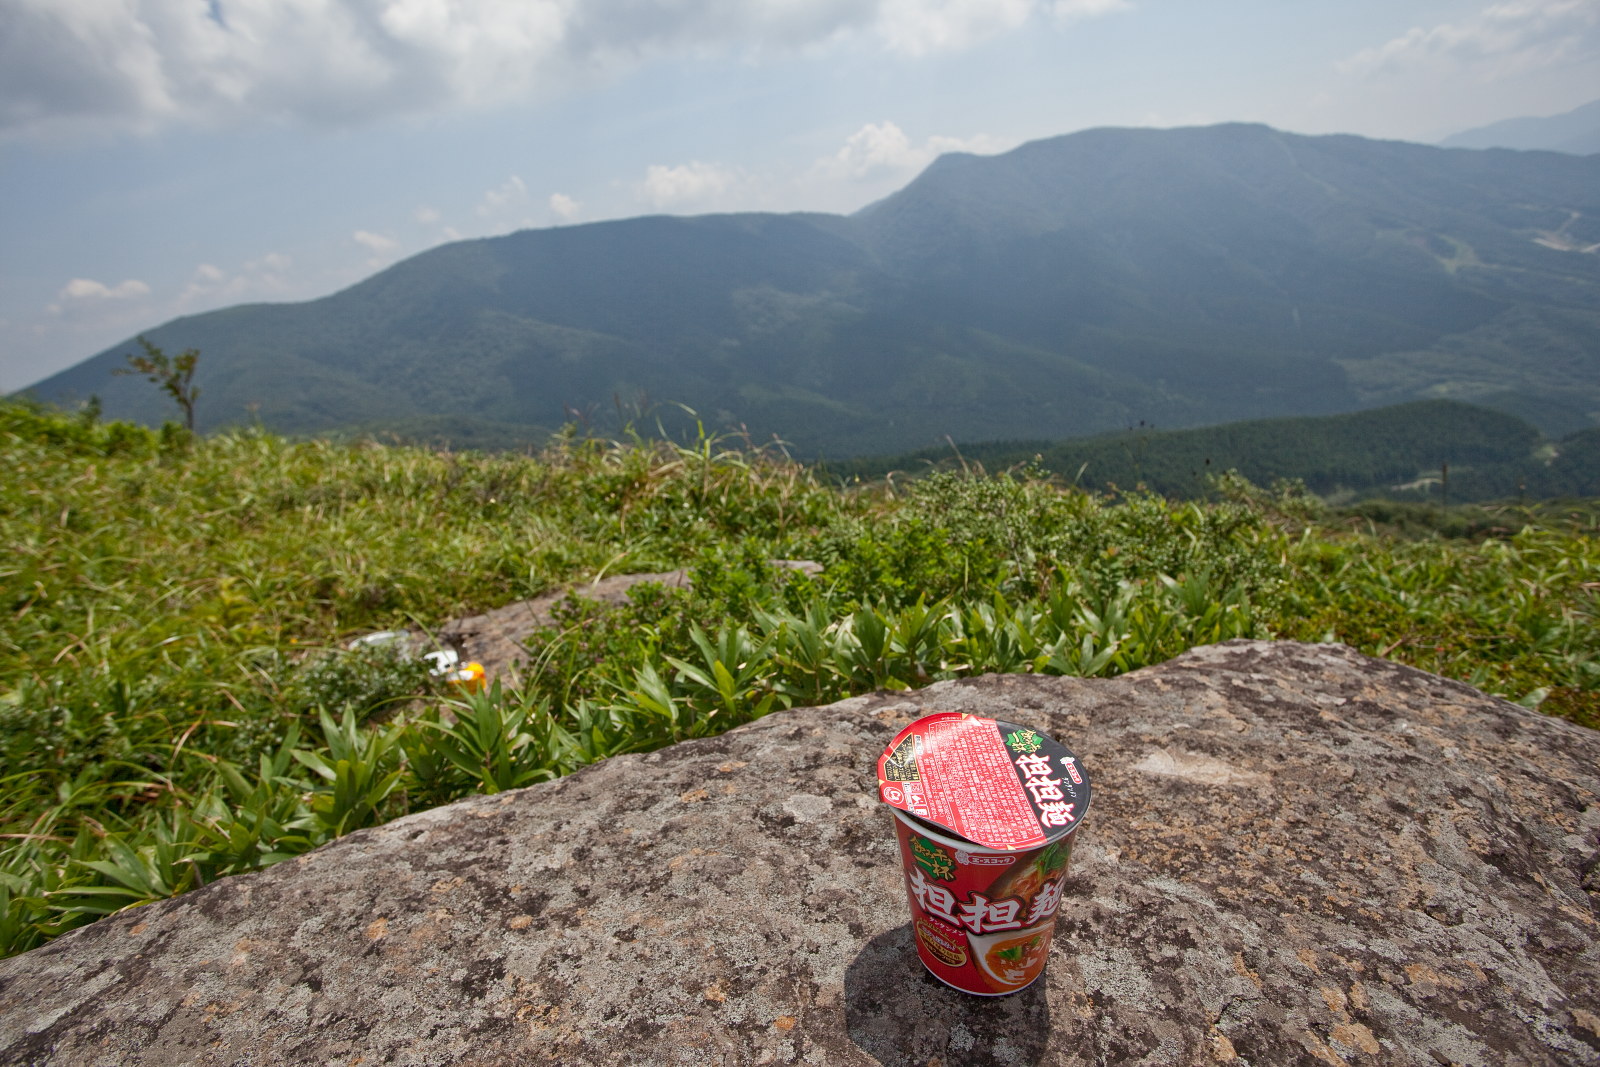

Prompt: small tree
xmin=116 ymin=336 xmax=200 ymax=431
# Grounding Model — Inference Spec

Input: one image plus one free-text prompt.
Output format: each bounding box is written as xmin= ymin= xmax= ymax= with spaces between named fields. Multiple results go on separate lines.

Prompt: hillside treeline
xmin=833 ymin=400 xmax=1600 ymax=502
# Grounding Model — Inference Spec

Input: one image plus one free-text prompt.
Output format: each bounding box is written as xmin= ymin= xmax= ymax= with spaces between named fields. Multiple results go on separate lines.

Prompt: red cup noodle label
xmin=891 ymin=811 xmax=1075 ymax=995
xmin=879 ymin=712 xmax=1092 ymax=995
xmin=877 ymin=712 xmax=1090 ymax=851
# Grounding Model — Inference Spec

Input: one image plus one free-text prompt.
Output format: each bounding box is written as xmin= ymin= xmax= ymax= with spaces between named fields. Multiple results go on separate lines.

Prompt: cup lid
xmin=877 ymin=711 xmax=1091 ymax=851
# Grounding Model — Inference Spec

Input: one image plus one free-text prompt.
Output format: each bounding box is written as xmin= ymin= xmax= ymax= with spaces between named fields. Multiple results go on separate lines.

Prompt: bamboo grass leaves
xmin=2 ymin=398 xmax=1595 ymax=957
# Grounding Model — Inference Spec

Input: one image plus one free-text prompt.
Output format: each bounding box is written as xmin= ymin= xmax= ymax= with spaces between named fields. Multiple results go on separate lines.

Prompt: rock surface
xmin=432 ymin=569 xmax=693 ymax=683
xmin=427 ymin=562 xmax=822 ymax=683
xmin=1 ymin=641 xmax=1597 ymax=1066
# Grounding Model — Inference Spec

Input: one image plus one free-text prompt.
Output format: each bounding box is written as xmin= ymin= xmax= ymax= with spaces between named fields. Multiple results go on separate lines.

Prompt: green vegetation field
xmin=3 ymin=399 xmax=1596 ymax=958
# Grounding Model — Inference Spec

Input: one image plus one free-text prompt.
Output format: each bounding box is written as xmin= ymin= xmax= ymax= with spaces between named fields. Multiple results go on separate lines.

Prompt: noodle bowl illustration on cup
xmin=877 ymin=712 xmax=1092 ymax=996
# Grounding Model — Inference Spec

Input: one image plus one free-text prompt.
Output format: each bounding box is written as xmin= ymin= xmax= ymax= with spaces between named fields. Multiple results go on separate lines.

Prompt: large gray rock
xmin=1 ymin=641 xmax=1596 ymax=1066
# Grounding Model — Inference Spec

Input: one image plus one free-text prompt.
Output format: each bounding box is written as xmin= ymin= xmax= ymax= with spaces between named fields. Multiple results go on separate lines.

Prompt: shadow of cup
xmin=843 ymin=924 xmax=1053 ymax=1066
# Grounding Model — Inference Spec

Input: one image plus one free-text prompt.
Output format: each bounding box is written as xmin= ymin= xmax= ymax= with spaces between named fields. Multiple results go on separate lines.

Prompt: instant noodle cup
xmin=877 ymin=712 xmax=1091 ymax=996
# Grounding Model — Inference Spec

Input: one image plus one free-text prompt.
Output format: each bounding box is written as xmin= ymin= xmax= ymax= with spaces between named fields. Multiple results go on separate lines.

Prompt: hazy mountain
xmin=23 ymin=123 xmax=1600 ymax=456
xmin=1439 ymin=98 xmax=1600 ymax=155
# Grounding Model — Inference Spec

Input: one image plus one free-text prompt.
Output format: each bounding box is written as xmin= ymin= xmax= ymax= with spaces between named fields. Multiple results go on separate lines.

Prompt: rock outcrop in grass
xmin=3 ymin=641 xmax=1595 ymax=1066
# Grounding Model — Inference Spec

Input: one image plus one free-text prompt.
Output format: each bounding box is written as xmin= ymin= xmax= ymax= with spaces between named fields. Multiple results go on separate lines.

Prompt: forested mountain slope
xmin=833 ymin=399 xmax=1600 ymax=502
xmin=25 ymin=124 xmax=1600 ymax=456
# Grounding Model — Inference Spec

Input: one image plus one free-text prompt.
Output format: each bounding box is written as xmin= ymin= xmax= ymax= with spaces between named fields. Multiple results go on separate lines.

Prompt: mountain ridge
xmin=22 ymin=122 xmax=1600 ymax=456
xmin=1439 ymin=97 xmax=1600 ymax=155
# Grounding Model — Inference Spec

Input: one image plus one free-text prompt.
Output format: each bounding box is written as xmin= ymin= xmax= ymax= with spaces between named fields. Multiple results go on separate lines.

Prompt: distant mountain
xmin=830 ymin=399 xmax=1599 ymax=503
xmin=1439 ymin=98 xmax=1600 ymax=155
xmin=22 ymin=123 xmax=1600 ymax=457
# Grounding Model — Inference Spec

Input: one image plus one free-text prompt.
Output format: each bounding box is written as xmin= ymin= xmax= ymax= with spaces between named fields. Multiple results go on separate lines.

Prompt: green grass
xmin=2 ymin=398 xmax=1595 ymax=957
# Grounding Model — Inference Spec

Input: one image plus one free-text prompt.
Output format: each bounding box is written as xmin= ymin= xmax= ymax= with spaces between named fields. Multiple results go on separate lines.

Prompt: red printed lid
xmin=877 ymin=712 xmax=1091 ymax=851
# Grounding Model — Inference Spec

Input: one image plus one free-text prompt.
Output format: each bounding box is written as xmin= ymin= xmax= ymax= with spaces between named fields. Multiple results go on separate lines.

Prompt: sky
xmin=2 ymin=0 xmax=1598 ymax=392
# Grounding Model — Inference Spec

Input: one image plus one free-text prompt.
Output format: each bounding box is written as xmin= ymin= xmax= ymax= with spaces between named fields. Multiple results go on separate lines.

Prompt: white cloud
xmin=814 ymin=121 xmax=1011 ymax=180
xmin=1132 ymin=110 xmax=1216 ymax=129
xmin=637 ymin=161 xmax=739 ymax=209
xmin=1340 ymin=0 xmax=1600 ymax=79
xmin=414 ymin=205 xmax=441 ymax=224
xmin=0 ymin=0 xmax=1129 ymax=137
xmin=873 ymin=0 xmax=1033 ymax=55
xmin=549 ymin=192 xmax=581 ymax=221
xmin=1049 ymin=0 xmax=1131 ymax=24
xmin=176 ymin=254 xmax=294 ymax=308
xmin=56 ymin=277 xmax=151 ymax=303
xmin=1 ymin=0 xmax=426 ymax=135
xmin=353 ymin=230 xmax=400 ymax=268
xmin=353 ymin=230 xmax=398 ymax=253
xmin=825 ymin=121 xmax=922 ymax=176
xmin=43 ymin=277 xmax=153 ymax=326
xmin=477 ymin=175 xmax=528 ymax=217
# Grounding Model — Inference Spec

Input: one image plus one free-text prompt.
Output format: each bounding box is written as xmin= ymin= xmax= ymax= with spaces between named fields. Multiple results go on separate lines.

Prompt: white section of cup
xmin=968 ymin=920 xmax=1056 ymax=991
